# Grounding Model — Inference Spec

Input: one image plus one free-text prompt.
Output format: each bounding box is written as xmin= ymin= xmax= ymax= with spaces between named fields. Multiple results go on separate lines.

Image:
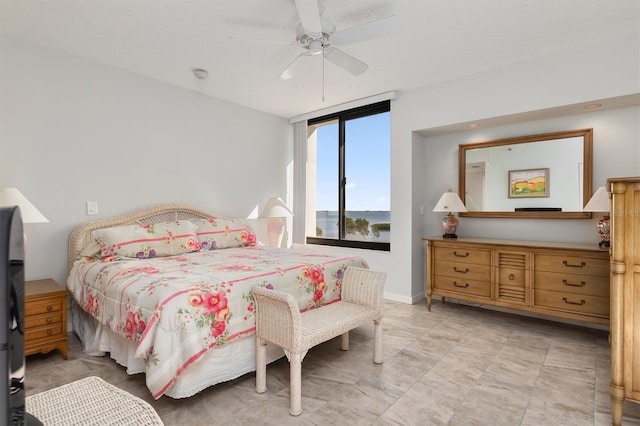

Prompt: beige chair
xmin=252 ymin=266 xmax=385 ymax=416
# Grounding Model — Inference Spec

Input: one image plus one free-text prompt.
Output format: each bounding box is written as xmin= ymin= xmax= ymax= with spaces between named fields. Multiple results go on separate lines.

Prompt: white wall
xmin=0 ymin=35 xmax=291 ymax=285
xmin=390 ymin=33 xmax=640 ymax=303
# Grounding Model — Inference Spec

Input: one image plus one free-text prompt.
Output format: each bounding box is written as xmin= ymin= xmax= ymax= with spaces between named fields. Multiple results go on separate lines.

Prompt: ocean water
xmin=315 ymin=210 xmax=390 ymax=242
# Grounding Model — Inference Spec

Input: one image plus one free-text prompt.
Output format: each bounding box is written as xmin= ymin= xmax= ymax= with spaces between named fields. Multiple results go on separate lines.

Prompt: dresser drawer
xmin=25 ymin=311 xmax=63 ymax=329
xmin=497 ymin=267 xmax=527 ymax=288
xmin=534 ymin=289 xmax=609 ymax=317
xmin=534 ymin=254 xmax=609 ymax=277
xmin=534 ymin=271 xmax=610 ymax=297
xmin=433 ymin=260 xmax=491 ymax=281
xmin=25 ymin=323 xmax=65 ymax=343
xmin=25 ymin=299 xmax=64 ymax=316
xmin=433 ymin=275 xmax=491 ymax=298
xmin=433 ymin=246 xmax=491 ymax=265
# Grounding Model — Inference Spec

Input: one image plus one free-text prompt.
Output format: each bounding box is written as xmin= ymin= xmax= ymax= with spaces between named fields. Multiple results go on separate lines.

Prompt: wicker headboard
xmin=67 ymin=203 xmax=217 ymax=272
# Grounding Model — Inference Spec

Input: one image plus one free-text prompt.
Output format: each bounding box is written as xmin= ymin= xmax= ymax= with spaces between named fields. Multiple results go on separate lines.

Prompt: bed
xmin=66 ymin=204 xmax=368 ymax=399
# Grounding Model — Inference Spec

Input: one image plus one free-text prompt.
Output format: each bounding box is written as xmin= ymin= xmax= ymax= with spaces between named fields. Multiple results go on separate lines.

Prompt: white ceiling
xmin=1 ymin=0 xmax=639 ymax=119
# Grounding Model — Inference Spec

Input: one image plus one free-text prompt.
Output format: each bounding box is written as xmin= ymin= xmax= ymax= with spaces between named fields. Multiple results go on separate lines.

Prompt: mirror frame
xmin=458 ymin=128 xmax=593 ymax=219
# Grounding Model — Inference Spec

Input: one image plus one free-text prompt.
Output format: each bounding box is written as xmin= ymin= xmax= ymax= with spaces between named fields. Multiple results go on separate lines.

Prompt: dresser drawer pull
xmin=47 ymin=317 xmax=53 ymax=324
xmin=453 ymin=281 xmax=469 ymax=288
xmin=47 ymin=330 xmax=53 ymax=336
xmin=46 ymin=305 xmax=53 ymax=312
xmin=562 ymin=260 xmax=586 ymax=268
xmin=509 ymin=274 xmax=515 ymax=280
xmin=562 ymin=297 xmax=586 ymax=306
xmin=563 ymin=279 xmax=586 ymax=287
xmin=453 ymin=251 xmax=469 ymax=258
xmin=453 ymin=267 xmax=469 ymax=273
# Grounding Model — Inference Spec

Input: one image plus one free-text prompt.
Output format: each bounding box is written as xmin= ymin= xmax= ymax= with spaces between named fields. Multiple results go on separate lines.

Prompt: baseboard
xmin=383 ymin=291 xmax=425 ymax=305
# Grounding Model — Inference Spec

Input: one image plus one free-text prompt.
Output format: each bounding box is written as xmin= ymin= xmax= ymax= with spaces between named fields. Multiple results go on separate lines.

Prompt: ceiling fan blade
xmin=324 ymin=47 xmax=368 ymax=76
xmin=294 ymin=0 xmax=322 ymax=36
xmin=331 ymin=15 xmax=401 ymax=46
xmin=278 ymin=51 xmax=312 ymax=80
xmin=227 ymin=35 xmax=299 ymax=46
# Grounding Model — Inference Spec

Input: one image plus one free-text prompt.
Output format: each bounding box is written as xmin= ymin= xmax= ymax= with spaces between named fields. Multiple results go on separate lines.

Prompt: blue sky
xmin=315 ymin=112 xmax=390 ymax=211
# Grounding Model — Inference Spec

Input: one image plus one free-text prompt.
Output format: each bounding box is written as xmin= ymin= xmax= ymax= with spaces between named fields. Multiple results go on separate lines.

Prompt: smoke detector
xmin=192 ymin=68 xmax=209 ymax=80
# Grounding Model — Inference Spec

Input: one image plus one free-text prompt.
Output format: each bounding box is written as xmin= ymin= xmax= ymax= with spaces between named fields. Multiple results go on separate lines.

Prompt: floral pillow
xmin=191 ymin=218 xmax=257 ymax=250
xmin=92 ymin=220 xmax=201 ymax=260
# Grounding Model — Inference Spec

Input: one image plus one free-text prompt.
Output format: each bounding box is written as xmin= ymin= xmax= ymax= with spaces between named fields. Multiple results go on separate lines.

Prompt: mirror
xmin=459 ymin=128 xmax=593 ymax=219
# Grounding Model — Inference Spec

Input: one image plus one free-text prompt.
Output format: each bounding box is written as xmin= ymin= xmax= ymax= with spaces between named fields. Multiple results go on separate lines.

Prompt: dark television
xmin=0 ymin=207 xmax=42 ymax=425
xmin=0 ymin=206 xmax=25 ymax=425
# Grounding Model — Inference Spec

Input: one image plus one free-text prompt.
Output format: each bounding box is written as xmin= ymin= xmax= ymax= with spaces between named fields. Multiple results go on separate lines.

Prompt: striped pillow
xmin=93 ymin=220 xmax=201 ymax=260
xmin=191 ymin=218 xmax=257 ymax=250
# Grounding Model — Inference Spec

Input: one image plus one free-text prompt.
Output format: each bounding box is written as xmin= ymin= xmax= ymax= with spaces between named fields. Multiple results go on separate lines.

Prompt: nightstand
xmin=24 ymin=279 xmax=68 ymax=359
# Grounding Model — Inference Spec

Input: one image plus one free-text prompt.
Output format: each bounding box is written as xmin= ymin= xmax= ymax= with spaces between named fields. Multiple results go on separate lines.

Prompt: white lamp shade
xmin=259 ymin=197 xmax=294 ymax=218
xmin=583 ymin=186 xmax=611 ymax=212
xmin=0 ymin=187 xmax=49 ymax=223
xmin=433 ymin=191 xmax=468 ymax=213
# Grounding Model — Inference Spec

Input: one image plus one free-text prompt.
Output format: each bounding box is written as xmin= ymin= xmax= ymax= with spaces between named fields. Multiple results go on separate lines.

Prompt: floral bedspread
xmin=67 ymin=246 xmax=368 ymax=399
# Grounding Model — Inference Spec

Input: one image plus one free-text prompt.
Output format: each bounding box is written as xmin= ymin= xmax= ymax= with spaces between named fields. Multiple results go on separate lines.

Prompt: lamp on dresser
xmin=432 ymin=190 xmax=467 ymax=238
xmin=583 ymin=186 xmax=610 ymax=248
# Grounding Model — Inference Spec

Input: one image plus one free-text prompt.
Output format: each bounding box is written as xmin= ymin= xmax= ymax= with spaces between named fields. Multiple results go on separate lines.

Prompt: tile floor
xmin=26 ymin=300 xmax=640 ymax=425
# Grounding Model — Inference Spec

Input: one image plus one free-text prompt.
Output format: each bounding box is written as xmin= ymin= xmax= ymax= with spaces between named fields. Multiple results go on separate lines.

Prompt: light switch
xmin=87 ymin=201 xmax=98 ymax=215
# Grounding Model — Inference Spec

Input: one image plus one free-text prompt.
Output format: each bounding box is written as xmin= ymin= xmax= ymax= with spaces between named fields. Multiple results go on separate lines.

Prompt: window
xmin=305 ymin=100 xmax=390 ymax=251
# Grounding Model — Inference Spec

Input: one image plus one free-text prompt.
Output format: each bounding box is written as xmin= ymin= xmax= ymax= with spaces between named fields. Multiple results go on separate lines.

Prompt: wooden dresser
xmin=25 ymin=279 xmax=68 ymax=359
xmin=425 ymin=237 xmax=610 ymax=325
xmin=609 ymin=177 xmax=640 ymax=425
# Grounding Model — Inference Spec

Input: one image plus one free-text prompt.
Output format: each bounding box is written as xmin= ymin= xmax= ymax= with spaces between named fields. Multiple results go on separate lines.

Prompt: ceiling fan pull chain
xmin=322 ymin=51 xmax=325 ymax=102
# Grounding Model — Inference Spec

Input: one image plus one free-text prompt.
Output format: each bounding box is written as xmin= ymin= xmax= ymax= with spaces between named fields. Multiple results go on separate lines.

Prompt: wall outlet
xmin=86 ymin=201 xmax=98 ymax=215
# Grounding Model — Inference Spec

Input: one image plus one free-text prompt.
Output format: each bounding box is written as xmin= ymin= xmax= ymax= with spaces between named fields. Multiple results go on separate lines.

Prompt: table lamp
xmin=259 ymin=197 xmax=294 ymax=247
xmin=0 ymin=188 xmax=48 ymax=245
xmin=433 ymin=190 xmax=467 ymax=238
xmin=583 ymin=186 xmax=610 ymax=248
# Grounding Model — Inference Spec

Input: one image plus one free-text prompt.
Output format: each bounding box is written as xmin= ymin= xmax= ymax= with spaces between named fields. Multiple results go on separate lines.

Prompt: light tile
xmin=24 ymin=301 xmax=640 ymax=425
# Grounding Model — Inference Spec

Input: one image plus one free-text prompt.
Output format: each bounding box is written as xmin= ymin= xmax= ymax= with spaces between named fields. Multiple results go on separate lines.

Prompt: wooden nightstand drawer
xmin=25 ymin=323 xmax=64 ymax=342
xmin=25 ymin=311 xmax=63 ymax=329
xmin=25 ymin=299 xmax=64 ymax=317
xmin=25 ymin=279 xmax=68 ymax=360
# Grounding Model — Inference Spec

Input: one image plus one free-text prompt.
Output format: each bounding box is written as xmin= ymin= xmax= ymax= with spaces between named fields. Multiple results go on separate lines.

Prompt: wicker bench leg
xmin=255 ymin=337 xmax=267 ymax=393
xmin=341 ymin=332 xmax=349 ymax=351
xmin=289 ymin=352 xmax=303 ymax=416
xmin=374 ymin=319 xmax=383 ymax=364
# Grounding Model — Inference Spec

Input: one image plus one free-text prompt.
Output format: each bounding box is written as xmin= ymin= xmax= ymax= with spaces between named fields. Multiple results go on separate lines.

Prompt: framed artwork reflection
xmin=509 ymin=168 xmax=549 ymax=198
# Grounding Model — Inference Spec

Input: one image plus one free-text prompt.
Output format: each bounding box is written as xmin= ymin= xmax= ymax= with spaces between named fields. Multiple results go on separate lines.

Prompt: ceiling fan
xmin=230 ymin=0 xmax=400 ymax=91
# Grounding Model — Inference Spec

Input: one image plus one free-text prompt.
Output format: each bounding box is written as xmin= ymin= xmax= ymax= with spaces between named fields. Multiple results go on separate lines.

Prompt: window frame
xmin=306 ymin=100 xmax=390 ymax=251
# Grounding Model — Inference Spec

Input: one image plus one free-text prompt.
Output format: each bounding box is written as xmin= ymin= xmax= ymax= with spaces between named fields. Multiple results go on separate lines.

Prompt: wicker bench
xmin=251 ymin=266 xmax=386 ymax=416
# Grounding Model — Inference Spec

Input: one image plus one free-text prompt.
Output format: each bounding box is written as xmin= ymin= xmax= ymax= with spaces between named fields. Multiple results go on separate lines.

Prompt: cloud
xmin=346 ymin=182 xmax=356 ymax=189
